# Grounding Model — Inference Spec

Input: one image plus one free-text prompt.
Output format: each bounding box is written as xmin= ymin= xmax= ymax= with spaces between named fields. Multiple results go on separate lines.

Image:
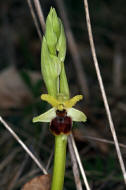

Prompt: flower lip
xmin=50 ymin=114 xmax=72 ymax=136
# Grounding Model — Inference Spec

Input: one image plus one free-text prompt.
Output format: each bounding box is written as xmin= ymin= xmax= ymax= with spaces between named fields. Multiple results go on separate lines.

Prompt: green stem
xmin=51 ymin=134 xmax=67 ymax=190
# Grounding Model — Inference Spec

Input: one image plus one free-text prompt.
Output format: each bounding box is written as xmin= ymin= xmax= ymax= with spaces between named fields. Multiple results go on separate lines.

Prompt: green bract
xmin=41 ymin=7 xmax=69 ymax=98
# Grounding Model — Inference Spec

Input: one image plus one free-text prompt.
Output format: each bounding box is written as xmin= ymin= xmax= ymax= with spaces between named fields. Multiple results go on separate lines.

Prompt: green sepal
xmin=32 ymin=108 xmax=56 ymax=123
xmin=67 ymin=108 xmax=87 ymax=122
xmin=45 ymin=8 xmax=57 ymax=55
xmin=52 ymin=8 xmax=61 ymax=39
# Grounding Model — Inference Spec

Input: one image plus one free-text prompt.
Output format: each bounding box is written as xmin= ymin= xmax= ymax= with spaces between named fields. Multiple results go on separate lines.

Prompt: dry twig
xmin=33 ymin=0 xmax=45 ymax=32
xmin=70 ymin=134 xmax=91 ymax=190
xmin=0 ymin=116 xmax=47 ymax=174
xmin=83 ymin=135 xmax=126 ymax=149
xmin=83 ymin=0 xmax=126 ymax=184
xmin=26 ymin=0 xmax=42 ymax=40
xmin=68 ymin=137 xmax=83 ymax=190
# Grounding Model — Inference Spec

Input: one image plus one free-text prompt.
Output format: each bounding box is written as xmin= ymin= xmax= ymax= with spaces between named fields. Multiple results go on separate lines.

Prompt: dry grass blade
xmin=68 ymin=137 xmax=83 ymax=190
xmin=83 ymin=135 xmax=126 ymax=149
xmin=33 ymin=0 xmax=45 ymax=32
xmin=0 ymin=148 xmax=20 ymax=171
xmin=17 ymin=169 xmax=39 ymax=187
xmin=26 ymin=0 xmax=42 ymax=40
xmin=0 ymin=116 xmax=47 ymax=175
xmin=70 ymin=134 xmax=91 ymax=190
xmin=83 ymin=0 xmax=126 ymax=184
xmin=7 ymin=155 xmax=29 ymax=190
xmin=45 ymin=150 xmax=53 ymax=171
xmin=113 ymin=45 xmax=123 ymax=94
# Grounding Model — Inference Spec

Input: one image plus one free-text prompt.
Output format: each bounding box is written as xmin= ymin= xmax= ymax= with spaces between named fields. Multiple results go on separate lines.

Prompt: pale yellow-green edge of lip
xmin=32 ymin=108 xmax=56 ymax=123
xmin=67 ymin=108 xmax=87 ymax=122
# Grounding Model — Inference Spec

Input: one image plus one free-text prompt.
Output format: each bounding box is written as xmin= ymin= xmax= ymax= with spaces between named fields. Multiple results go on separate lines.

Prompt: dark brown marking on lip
xmin=50 ymin=109 xmax=72 ymax=136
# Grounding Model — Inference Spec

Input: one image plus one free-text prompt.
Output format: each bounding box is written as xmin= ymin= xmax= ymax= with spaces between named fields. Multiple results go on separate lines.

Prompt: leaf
xmin=21 ymin=174 xmax=51 ymax=190
xmin=0 ymin=66 xmax=32 ymax=109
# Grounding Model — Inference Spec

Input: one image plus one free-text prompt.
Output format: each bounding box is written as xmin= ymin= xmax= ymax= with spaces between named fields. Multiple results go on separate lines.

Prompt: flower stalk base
xmin=51 ymin=135 xmax=67 ymax=190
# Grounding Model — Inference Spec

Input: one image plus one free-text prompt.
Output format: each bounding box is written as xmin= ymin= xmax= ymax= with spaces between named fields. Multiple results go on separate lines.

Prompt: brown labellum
xmin=50 ymin=109 xmax=72 ymax=135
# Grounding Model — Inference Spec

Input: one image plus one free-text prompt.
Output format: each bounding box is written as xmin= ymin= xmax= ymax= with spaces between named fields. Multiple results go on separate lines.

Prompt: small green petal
xmin=67 ymin=108 xmax=87 ymax=122
xmin=32 ymin=108 xmax=56 ymax=123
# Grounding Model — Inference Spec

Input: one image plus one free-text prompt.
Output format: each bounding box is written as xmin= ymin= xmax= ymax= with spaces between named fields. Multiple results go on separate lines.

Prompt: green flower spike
xmin=32 ymin=94 xmax=87 ymax=125
xmin=41 ymin=7 xmax=69 ymax=98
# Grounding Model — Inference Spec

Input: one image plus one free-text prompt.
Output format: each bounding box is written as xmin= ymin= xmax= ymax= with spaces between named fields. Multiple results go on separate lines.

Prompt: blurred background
xmin=0 ymin=0 xmax=126 ymax=189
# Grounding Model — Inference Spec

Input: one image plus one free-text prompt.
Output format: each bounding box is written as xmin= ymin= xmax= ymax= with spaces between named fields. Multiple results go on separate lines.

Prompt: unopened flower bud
xmin=41 ymin=7 xmax=69 ymax=98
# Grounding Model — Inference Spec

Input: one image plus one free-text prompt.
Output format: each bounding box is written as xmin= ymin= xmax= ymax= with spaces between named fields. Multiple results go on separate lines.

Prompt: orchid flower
xmin=33 ymin=94 xmax=87 ymax=125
